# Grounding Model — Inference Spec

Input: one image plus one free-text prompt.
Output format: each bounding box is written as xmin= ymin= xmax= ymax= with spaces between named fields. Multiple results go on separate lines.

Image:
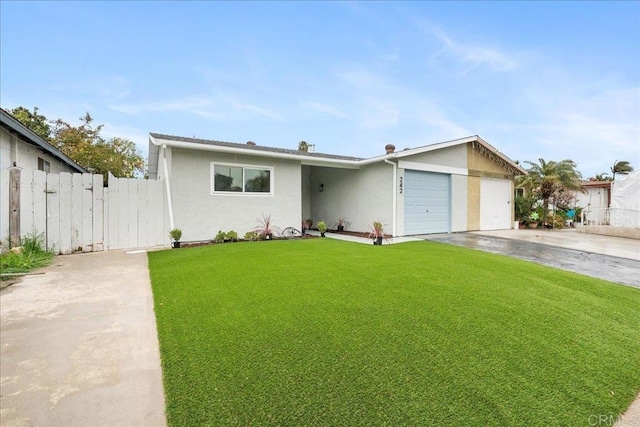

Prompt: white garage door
xmin=404 ymin=170 xmax=450 ymax=235
xmin=480 ymin=178 xmax=512 ymax=230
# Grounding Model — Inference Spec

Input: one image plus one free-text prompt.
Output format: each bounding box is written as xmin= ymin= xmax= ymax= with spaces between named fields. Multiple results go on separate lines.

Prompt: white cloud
xmin=109 ymin=97 xmax=215 ymax=115
xmin=51 ymin=76 xmax=132 ymax=100
xmin=101 ymin=123 xmax=149 ymax=157
xmin=232 ymin=103 xmax=285 ymax=122
xmin=301 ymin=102 xmax=351 ymax=119
xmin=428 ymin=26 xmax=519 ymax=71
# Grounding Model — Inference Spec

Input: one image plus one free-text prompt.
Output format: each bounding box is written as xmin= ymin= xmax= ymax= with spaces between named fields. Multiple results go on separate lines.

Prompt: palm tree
xmin=610 ymin=160 xmax=634 ymax=180
xmin=590 ymin=172 xmax=611 ymax=181
xmin=517 ymin=158 xmax=585 ymax=220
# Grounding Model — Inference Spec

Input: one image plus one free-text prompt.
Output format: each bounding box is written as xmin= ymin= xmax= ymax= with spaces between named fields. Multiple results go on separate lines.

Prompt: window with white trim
xmin=212 ymin=163 xmax=273 ymax=195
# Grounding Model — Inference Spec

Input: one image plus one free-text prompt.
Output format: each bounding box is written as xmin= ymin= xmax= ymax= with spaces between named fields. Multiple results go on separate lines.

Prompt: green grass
xmin=1 ymin=234 xmax=54 ymax=281
xmin=148 ymin=239 xmax=640 ymax=426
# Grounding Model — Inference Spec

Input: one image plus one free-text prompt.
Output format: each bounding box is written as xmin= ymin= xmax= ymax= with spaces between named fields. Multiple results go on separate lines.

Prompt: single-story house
xmin=148 ymin=133 xmax=525 ymax=241
xmin=0 ymin=108 xmax=85 ymax=174
xmin=574 ymin=180 xmax=611 ymax=224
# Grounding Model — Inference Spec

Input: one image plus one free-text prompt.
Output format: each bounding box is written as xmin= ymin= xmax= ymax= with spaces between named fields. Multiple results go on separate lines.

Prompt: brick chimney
xmin=385 ymin=144 xmax=396 ymax=154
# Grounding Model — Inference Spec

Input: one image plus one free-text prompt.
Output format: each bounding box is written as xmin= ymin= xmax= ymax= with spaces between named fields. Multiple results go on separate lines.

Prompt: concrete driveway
xmin=0 ymin=250 xmax=166 ymax=427
xmin=423 ymin=229 xmax=640 ymax=288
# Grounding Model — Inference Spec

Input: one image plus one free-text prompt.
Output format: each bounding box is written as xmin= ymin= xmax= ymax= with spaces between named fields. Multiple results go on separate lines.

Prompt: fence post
xmin=9 ymin=168 xmax=20 ymax=247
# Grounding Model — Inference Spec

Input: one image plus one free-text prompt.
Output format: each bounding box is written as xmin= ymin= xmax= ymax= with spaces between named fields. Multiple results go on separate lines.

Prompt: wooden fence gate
xmin=1 ymin=169 xmax=168 ymax=254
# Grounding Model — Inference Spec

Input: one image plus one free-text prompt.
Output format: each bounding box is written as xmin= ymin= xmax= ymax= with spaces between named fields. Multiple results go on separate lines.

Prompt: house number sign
xmin=399 ymin=177 xmax=403 ymax=194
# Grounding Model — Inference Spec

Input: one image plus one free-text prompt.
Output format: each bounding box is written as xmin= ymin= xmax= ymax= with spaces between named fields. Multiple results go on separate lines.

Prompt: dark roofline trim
xmin=1 ymin=109 xmax=86 ymax=173
xmin=149 ymin=132 xmax=364 ymax=162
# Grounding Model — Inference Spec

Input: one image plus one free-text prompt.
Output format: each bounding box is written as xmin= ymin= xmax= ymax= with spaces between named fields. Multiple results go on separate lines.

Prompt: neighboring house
xmin=610 ymin=171 xmax=640 ymax=229
xmin=148 ymin=133 xmax=525 ymax=242
xmin=574 ymin=180 xmax=611 ymax=224
xmin=0 ymin=109 xmax=85 ymax=174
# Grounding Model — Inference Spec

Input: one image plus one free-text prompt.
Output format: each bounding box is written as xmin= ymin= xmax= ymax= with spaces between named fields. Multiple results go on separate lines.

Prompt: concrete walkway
xmin=0 ymin=250 xmax=166 ymax=427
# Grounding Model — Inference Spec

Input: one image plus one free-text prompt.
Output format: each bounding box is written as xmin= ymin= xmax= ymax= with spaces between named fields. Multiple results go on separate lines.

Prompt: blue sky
xmin=1 ymin=1 xmax=638 ymax=178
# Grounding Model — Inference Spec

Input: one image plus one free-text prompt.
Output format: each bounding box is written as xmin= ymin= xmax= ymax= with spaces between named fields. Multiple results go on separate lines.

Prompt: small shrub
xmin=317 ymin=221 xmax=328 ymax=235
xmin=215 ymin=230 xmax=227 ymax=243
xmin=1 ymin=233 xmax=53 ymax=280
xmin=227 ymin=230 xmax=238 ymax=242
xmin=169 ymin=228 xmax=182 ymax=241
xmin=244 ymin=231 xmax=260 ymax=241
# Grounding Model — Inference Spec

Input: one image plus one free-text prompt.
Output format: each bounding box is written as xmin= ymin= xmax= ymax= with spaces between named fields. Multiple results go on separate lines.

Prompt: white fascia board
xmin=394 ymin=136 xmax=479 ymax=160
xmin=357 ymin=136 xmax=479 ymax=167
xmin=150 ymin=135 xmax=361 ymax=169
xmin=399 ymin=160 xmax=468 ymax=176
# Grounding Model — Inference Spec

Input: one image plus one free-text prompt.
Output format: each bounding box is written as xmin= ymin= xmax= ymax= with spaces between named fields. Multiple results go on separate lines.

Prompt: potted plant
xmin=528 ymin=212 xmax=540 ymax=229
xmin=169 ymin=228 xmax=182 ymax=248
xmin=335 ymin=217 xmax=350 ymax=232
xmin=317 ymin=221 xmax=327 ymax=237
xmin=368 ymin=221 xmax=385 ymax=245
xmin=305 ymin=218 xmax=313 ymax=231
xmin=254 ymin=214 xmax=281 ymax=240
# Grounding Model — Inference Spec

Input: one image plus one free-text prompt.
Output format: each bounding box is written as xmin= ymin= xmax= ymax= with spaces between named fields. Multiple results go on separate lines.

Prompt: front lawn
xmin=148 ymin=239 xmax=640 ymax=426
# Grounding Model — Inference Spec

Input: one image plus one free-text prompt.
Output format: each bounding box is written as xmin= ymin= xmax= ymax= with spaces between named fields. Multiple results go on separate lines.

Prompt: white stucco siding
xmin=402 ymin=144 xmax=467 ymax=169
xmin=169 ymin=148 xmax=301 ymax=241
xmin=0 ymin=127 xmax=77 ymax=174
xmin=451 ymin=175 xmax=468 ymax=232
xmin=309 ymin=162 xmax=394 ymax=234
xmin=575 ymin=188 xmax=608 ymax=211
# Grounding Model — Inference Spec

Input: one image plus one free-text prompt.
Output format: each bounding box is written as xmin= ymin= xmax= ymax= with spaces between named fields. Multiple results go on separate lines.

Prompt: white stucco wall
xmin=0 ymin=127 xmax=78 ymax=174
xmin=403 ymin=144 xmax=467 ymax=169
xmin=169 ymin=147 xmax=302 ymax=241
xmin=308 ymin=162 xmax=394 ymax=234
xmin=450 ymin=174 xmax=468 ymax=232
xmin=575 ymin=187 xmax=608 ymax=211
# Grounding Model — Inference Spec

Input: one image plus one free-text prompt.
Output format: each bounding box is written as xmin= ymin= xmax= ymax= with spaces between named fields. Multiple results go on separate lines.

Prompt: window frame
xmin=211 ymin=162 xmax=274 ymax=196
xmin=38 ymin=157 xmax=51 ymax=173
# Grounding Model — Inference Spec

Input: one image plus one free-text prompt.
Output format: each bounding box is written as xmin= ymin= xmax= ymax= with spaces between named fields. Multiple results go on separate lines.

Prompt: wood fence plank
xmin=137 ymin=179 xmax=149 ymax=248
xmin=150 ymin=179 xmax=167 ymax=246
xmin=71 ymin=174 xmax=83 ymax=252
xmin=107 ymin=176 xmax=119 ymax=250
xmin=46 ymin=173 xmax=60 ymax=253
xmin=92 ymin=175 xmax=104 ymax=251
xmin=117 ymin=177 xmax=129 ymax=249
xmin=127 ymin=179 xmax=139 ymax=249
xmin=32 ymin=171 xmax=47 ymax=240
xmin=1 ymin=169 xmax=10 ymax=244
xmin=8 ymin=169 xmax=20 ymax=246
xmin=58 ymin=173 xmax=73 ymax=254
xmin=82 ymin=173 xmax=93 ymax=252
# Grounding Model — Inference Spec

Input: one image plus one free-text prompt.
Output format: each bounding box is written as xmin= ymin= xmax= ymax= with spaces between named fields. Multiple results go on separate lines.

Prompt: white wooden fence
xmin=1 ymin=169 xmax=168 ymax=254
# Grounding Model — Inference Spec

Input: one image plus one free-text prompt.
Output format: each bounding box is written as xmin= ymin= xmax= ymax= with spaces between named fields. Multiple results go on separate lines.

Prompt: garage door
xmin=480 ymin=178 xmax=512 ymax=230
xmin=404 ymin=170 xmax=450 ymax=235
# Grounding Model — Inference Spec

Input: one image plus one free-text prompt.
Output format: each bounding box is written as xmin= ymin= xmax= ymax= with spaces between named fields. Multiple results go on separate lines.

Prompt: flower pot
xmin=337 ymin=225 xmax=344 ymax=232
xmin=172 ymin=241 xmax=181 ymax=248
xmin=265 ymin=233 xmax=273 ymax=240
xmin=373 ymin=236 xmax=383 ymax=245
xmin=320 ymin=232 xmax=326 ymax=237
xmin=528 ymin=222 xmax=538 ymax=229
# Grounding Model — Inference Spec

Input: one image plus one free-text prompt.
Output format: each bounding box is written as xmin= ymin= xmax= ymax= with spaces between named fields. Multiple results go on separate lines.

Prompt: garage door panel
xmin=480 ymin=178 xmax=512 ymax=230
xmin=404 ymin=170 xmax=450 ymax=235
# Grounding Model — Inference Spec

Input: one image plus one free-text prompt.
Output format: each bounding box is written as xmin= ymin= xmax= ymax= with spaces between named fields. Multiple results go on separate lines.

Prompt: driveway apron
xmin=422 ymin=232 xmax=640 ymax=288
xmin=0 ymin=250 xmax=166 ymax=427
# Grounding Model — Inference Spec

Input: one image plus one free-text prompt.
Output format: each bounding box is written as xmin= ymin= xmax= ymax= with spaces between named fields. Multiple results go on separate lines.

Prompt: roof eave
xmin=0 ymin=109 xmax=86 ymax=173
xmin=150 ymin=135 xmax=362 ymax=169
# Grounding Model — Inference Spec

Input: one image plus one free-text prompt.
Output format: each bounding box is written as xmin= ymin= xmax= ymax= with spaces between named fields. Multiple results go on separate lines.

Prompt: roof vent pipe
xmin=246 ymin=141 xmax=256 ymax=146
xmin=385 ymin=144 xmax=396 ymax=154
